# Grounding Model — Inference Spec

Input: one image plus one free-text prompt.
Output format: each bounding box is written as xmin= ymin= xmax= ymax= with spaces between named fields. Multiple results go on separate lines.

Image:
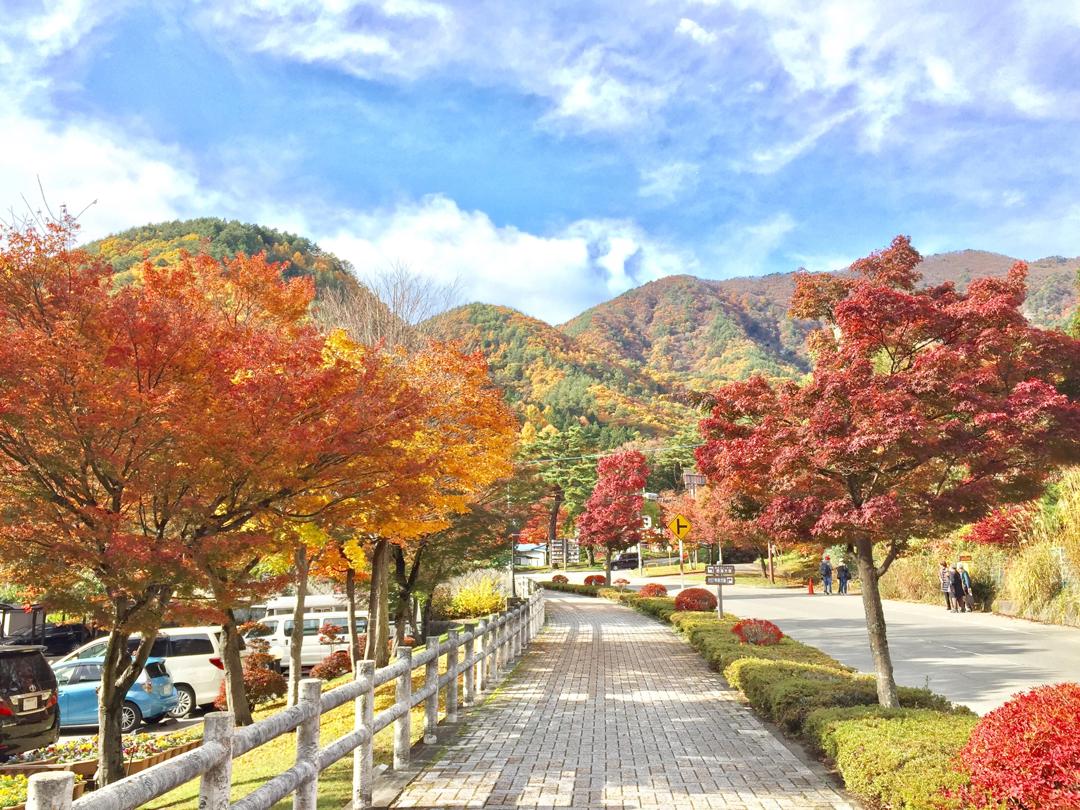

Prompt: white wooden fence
xmin=26 ymin=584 xmax=545 ymax=810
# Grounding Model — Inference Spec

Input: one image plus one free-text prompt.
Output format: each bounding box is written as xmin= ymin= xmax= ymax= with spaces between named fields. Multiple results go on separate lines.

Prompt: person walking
xmin=939 ymin=561 xmax=953 ymax=611
xmin=949 ymin=565 xmax=968 ymax=613
xmin=820 ymin=555 xmax=833 ymax=595
xmin=958 ymin=563 xmax=975 ymax=612
xmin=836 ymin=562 xmax=850 ymax=595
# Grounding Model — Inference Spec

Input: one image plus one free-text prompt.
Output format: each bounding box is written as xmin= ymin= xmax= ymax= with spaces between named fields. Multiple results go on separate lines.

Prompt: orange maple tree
xmin=0 ymin=215 xmax=416 ymax=780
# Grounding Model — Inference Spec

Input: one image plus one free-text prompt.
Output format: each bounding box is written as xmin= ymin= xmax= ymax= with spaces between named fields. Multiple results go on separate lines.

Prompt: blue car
xmin=52 ymin=658 xmax=178 ymax=733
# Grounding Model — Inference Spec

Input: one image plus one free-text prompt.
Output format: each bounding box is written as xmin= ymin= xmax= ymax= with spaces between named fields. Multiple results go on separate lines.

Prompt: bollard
xmin=294 ymin=679 xmax=322 ymax=810
xmin=27 ymin=772 xmax=73 ymax=810
xmin=446 ymin=628 xmax=459 ymax=722
xmin=462 ymin=623 xmax=476 ymax=706
xmin=198 ymin=711 xmax=236 ymax=810
xmin=353 ymin=661 xmax=375 ymax=810
xmin=424 ymin=636 xmax=440 ymax=744
xmin=394 ymin=646 xmax=413 ymax=769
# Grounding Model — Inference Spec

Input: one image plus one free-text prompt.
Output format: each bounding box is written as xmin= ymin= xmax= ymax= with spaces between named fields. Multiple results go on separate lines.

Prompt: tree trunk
xmin=365 ymin=538 xmax=391 ymax=667
xmin=586 ymin=546 xmax=596 ymax=566
xmin=548 ymin=486 xmax=564 ymax=568
xmin=287 ymin=544 xmax=310 ymax=706
xmin=604 ymin=548 xmax=612 ymax=586
xmin=220 ymin=608 xmax=253 ymax=726
xmin=345 ymin=566 xmax=362 ymax=668
xmin=420 ymin=593 xmax=434 ymax=638
xmin=97 ymin=627 xmax=156 ymax=785
xmin=767 ymin=543 xmax=775 ymax=583
xmin=410 ymin=596 xmax=421 ymax=638
xmin=854 ymin=536 xmax=900 ymax=707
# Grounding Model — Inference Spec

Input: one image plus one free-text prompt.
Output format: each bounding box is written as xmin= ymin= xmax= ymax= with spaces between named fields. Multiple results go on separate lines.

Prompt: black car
xmin=611 ymin=552 xmax=639 ymax=570
xmin=1 ymin=623 xmax=98 ymax=658
xmin=0 ymin=646 xmax=59 ymax=759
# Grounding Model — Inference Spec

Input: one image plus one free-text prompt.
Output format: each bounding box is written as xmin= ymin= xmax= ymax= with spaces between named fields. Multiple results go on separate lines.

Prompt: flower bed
xmin=0 ymin=772 xmax=85 ymax=809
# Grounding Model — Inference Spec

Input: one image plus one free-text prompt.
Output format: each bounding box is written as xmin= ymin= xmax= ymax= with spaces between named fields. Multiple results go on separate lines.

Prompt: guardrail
xmin=26 ymin=584 xmax=545 ymax=810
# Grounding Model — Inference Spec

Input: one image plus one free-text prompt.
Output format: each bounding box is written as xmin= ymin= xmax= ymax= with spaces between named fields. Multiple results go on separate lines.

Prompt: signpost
xmin=705 ymin=564 xmax=735 ymax=617
xmin=668 ymin=514 xmax=691 ymax=589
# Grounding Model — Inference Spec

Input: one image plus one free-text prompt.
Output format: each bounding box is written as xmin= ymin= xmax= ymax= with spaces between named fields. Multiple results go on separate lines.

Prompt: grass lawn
xmin=146 ymin=646 xmax=468 ymax=810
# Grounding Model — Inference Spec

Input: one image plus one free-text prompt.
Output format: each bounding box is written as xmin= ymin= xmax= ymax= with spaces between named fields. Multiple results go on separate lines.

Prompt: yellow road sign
xmin=667 ymin=514 xmax=691 ymax=540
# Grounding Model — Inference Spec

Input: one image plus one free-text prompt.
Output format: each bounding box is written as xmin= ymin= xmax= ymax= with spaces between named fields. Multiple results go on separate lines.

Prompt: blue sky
xmin=2 ymin=1 xmax=1079 ymax=322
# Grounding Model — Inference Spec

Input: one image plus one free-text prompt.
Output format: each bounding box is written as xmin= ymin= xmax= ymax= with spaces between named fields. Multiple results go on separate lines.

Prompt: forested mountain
xmin=426 ymin=303 xmax=694 ymax=445
xmin=85 ymin=218 xmax=359 ymax=297
xmin=563 ymin=251 xmax=1079 ymax=388
xmin=86 ymin=220 xmax=1078 ymax=448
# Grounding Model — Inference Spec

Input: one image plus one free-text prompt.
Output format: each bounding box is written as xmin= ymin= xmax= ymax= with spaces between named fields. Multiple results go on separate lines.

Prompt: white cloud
xmin=675 ymin=18 xmax=717 ymax=45
xmin=638 ymin=162 xmax=700 ymax=201
xmin=321 ymin=195 xmax=700 ymax=323
xmin=706 ymin=212 xmax=797 ymax=276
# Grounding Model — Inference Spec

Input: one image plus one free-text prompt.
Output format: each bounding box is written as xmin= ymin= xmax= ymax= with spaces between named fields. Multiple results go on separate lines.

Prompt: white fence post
xmin=446 ymin=627 xmax=459 ymax=722
xmin=27 ymin=772 xmax=73 ymax=810
xmin=423 ymin=636 xmax=439 ymax=744
xmin=199 ymin=711 xmax=235 ymax=810
xmin=463 ymin=623 xmax=476 ymax=705
xmin=353 ymin=660 xmax=375 ymax=810
xmin=475 ymin=619 xmax=488 ymax=693
xmin=294 ymin=678 xmax=322 ymax=810
xmin=394 ymin=646 xmax=413 ymax=769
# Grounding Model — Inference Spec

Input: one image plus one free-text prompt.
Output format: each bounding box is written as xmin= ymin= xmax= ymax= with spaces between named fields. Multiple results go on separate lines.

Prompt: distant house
xmin=514 ymin=543 xmax=548 ymax=568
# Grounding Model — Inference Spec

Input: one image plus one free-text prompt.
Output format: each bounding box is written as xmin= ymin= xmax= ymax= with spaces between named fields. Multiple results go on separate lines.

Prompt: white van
xmin=59 ymin=626 xmax=236 ymax=717
xmin=246 ymin=613 xmax=368 ymax=670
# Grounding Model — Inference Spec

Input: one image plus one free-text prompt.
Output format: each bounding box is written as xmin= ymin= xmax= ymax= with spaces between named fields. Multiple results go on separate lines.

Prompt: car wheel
xmin=169 ymin=685 xmax=196 ymax=718
xmin=120 ymin=701 xmax=142 ymax=734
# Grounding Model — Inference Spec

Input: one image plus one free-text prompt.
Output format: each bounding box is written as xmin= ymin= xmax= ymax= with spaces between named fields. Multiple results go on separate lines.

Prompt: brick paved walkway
xmin=392 ymin=593 xmax=856 ymax=809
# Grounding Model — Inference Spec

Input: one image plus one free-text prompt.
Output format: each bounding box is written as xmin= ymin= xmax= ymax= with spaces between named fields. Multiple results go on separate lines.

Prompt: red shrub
xmin=731 ymin=618 xmax=783 ymax=646
xmin=639 ymin=583 xmax=668 ymax=597
xmin=584 ymin=575 xmax=606 ymax=586
xmin=311 ymin=650 xmax=353 ymax=681
xmin=551 ymin=574 xmax=569 ymax=584
xmin=674 ymin=587 xmax=717 ymax=612
xmin=957 ymin=682 xmax=1080 ymax=809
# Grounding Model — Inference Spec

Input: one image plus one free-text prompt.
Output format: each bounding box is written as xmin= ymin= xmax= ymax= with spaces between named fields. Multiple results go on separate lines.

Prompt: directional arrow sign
xmin=706 ymin=564 xmax=737 ymax=575
xmin=667 ymin=514 xmax=691 ymax=540
xmin=706 ymin=576 xmax=736 ymax=586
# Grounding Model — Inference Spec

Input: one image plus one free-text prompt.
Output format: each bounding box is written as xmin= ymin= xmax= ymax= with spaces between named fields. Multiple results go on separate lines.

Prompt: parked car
xmin=611 ymin=552 xmax=639 ymax=570
xmin=246 ymin=613 xmax=368 ymax=671
xmin=0 ymin=646 xmax=59 ymax=759
xmin=0 ymin=623 xmax=98 ymax=658
xmin=59 ymin=627 xmax=239 ymax=718
xmin=52 ymin=658 xmax=177 ymax=733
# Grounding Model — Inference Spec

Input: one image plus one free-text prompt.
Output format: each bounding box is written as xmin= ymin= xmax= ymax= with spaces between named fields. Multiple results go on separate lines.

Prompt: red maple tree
xmin=577 ymin=451 xmax=649 ymax=584
xmin=696 ymin=235 xmax=1080 ymax=706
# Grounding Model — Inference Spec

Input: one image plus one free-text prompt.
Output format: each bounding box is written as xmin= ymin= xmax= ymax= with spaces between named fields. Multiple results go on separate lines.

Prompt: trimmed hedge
xmin=732 ymin=658 xmax=959 ymax=733
xmin=805 ymin=706 xmax=979 ymax=810
xmin=539 ymin=581 xmax=601 ymax=596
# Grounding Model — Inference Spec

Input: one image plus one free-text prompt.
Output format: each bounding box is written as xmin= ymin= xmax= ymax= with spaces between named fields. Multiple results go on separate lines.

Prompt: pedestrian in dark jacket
xmin=949 ymin=565 xmax=967 ymax=612
xmin=836 ymin=563 xmax=850 ymax=595
xmin=958 ymin=564 xmax=975 ymax=612
xmin=820 ymin=556 xmax=833 ymax=594
xmin=939 ymin=561 xmax=953 ymax=611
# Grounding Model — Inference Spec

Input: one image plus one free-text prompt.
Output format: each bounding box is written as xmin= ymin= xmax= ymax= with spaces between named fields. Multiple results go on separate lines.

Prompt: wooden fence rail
xmin=27 ymin=583 xmax=545 ymax=810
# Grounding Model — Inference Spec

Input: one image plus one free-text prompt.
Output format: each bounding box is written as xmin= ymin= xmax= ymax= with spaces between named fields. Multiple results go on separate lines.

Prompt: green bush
xmin=805 ymin=706 xmax=979 ymax=810
xmin=540 ymin=581 xmax=601 ymax=596
xmin=731 ymin=659 xmax=959 ymax=733
xmin=627 ymin=596 xmax=678 ymax=621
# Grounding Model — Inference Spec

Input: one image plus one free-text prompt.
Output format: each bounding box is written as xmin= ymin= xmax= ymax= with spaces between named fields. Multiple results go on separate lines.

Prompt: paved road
xmin=393 ymin=593 xmax=855 ymax=810
xmin=533 ymin=572 xmax=1080 ymax=714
